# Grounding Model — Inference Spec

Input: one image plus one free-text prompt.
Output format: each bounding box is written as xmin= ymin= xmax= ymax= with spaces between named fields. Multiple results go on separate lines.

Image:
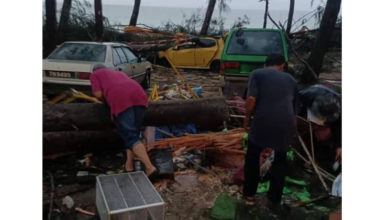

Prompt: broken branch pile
xmin=150 ymin=128 xmax=246 ymax=156
xmin=124 ymin=26 xmax=190 ymax=52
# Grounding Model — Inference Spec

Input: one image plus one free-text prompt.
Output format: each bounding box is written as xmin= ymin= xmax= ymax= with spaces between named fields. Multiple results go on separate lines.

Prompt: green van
xmin=220 ymin=28 xmax=289 ymax=97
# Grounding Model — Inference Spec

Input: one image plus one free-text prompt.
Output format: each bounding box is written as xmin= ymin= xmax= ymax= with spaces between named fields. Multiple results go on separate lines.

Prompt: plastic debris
xmin=62 ymin=195 xmax=74 ymax=209
xmin=331 ymin=173 xmax=342 ymax=197
xmin=211 ymin=193 xmax=237 ymax=220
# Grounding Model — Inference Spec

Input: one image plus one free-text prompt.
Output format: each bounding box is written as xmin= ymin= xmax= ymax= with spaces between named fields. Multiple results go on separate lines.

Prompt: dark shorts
xmin=114 ymin=106 xmax=146 ymax=149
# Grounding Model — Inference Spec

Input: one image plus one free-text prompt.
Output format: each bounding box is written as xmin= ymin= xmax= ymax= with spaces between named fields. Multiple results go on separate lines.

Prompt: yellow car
xmin=158 ymin=37 xmax=224 ymax=72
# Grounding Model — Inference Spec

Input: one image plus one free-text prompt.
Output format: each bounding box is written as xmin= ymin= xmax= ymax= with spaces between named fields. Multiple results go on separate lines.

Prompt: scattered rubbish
xmin=62 ymin=195 xmax=74 ymax=209
xmin=76 ymin=171 xmax=89 ymax=177
xmin=260 ymin=149 xmax=274 ymax=177
xmin=75 ymin=207 xmax=95 ymax=216
xmin=286 ymin=150 xmax=295 ymax=161
xmin=297 ymin=134 xmax=330 ymax=192
xmin=211 ymin=193 xmax=238 ymax=220
xmin=285 ymin=176 xmax=307 ymax=186
xmin=290 ymin=194 xmax=330 ymax=207
xmin=134 ymin=160 xmax=144 ymax=172
xmin=328 ymin=205 xmax=342 ymax=220
xmin=150 ymin=149 xmax=174 ymax=176
xmin=332 ymin=161 xmax=340 ymax=171
xmin=257 ymin=177 xmax=311 ymax=202
xmin=331 ymin=173 xmax=342 ymax=197
xmin=311 ymin=205 xmax=331 ymax=213
xmin=49 ymin=88 xmax=102 ymax=104
xmin=192 ymin=86 xmax=203 ymax=97
xmin=150 ymin=128 xmax=246 ymax=156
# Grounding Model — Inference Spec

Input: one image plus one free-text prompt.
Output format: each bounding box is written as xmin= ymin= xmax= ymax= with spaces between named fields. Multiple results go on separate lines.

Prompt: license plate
xmin=47 ymin=71 xmax=73 ymax=78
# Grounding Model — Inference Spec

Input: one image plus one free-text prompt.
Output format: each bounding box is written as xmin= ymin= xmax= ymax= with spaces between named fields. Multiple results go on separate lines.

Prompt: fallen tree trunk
xmin=43 ymin=97 xmax=229 ymax=132
xmin=43 ymin=130 xmax=123 ymax=155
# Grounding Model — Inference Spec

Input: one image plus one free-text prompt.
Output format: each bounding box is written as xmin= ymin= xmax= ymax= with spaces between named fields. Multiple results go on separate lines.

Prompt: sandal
xmin=122 ymin=164 xmax=134 ymax=173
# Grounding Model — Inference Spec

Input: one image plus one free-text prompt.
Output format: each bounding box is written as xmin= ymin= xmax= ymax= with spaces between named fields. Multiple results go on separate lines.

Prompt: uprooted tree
xmin=200 ymin=0 xmax=230 ymax=35
xmin=302 ymin=0 xmax=342 ymax=83
xmin=94 ymin=0 xmax=103 ymax=41
xmin=200 ymin=0 xmax=217 ymax=35
xmin=259 ymin=0 xmax=269 ymax=28
xmin=129 ymin=0 xmax=141 ymax=26
xmin=286 ymin=0 xmax=295 ymax=34
xmin=44 ymin=0 xmax=57 ymax=57
xmin=58 ymin=0 xmax=73 ymax=34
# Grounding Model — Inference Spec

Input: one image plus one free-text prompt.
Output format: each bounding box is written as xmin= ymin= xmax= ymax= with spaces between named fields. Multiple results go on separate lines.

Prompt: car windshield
xmin=48 ymin=43 xmax=106 ymax=62
xmin=226 ymin=31 xmax=283 ymax=56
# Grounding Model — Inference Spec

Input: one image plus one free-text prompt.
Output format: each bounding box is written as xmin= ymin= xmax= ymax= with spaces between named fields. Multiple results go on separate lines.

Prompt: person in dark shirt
xmin=243 ymin=54 xmax=297 ymax=206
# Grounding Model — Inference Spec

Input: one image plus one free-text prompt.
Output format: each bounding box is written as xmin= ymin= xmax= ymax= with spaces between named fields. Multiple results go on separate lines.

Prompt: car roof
xmin=62 ymin=41 xmax=128 ymax=47
xmin=230 ymin=28 xmax=282 ymax=32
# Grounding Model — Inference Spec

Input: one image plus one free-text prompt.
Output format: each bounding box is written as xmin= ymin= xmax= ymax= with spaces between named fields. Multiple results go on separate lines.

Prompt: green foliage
xmin=43 ymin=0 xmax=141 ymax=47
xmin=217 ymin=0 xmax=231 ymax=15
xmin=232 ymin=15 xmax=250 ymax=29
xmin=157 ymin=10 xmax=250 ymax=36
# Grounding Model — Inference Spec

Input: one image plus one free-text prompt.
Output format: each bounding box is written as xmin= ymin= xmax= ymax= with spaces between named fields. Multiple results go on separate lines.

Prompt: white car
xmin=43 ymin=41 xmax=152 ymax=95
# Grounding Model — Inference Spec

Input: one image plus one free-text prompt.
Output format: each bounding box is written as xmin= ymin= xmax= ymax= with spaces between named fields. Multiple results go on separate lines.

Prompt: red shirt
xmin=90 ymin=69 xmax=148 ymax=120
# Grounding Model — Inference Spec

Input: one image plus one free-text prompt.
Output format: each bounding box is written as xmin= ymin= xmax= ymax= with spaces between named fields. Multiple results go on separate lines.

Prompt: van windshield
xmin=226 ymin=31 xmax=284 ymax=56
xmin=48 ymin=43 xmax=106 ymax=62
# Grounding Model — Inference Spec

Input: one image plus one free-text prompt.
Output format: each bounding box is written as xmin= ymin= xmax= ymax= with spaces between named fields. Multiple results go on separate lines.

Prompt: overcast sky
xmin=80 ymin=0 xmax=325 ymax=11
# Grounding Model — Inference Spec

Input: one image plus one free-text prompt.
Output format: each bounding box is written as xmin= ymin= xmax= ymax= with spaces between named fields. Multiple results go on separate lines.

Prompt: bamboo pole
xmin=290 ymin=147 xmax=335 ymax=181
xmin=297 ymin=134 xmax=330 ymax=192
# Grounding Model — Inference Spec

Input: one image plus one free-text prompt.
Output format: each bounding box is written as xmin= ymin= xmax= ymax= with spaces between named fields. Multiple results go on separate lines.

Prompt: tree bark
xmin=58 ymin=0 xmax=72 ymax=34
xmin=286 ymin=0 xmax=295 ymax=34
xmin=263 ymin=0 xmax=269 ymax=28
xmin=94 ymin=0 xmax=103 ymax=41
xmin=43 ymin=130 xmax=123 ymax=155
xmin=43 ymin=97 xmax=229 ymax=132
xmin=44 ymin=0 xmax=57 ymax=57
xmin=302 ymin=0 xmax=341 ymax=84
xmin=129 ymin=0 xmax=141 ymax=26
xmin=200 ymin=0 xmax=216 ymax=35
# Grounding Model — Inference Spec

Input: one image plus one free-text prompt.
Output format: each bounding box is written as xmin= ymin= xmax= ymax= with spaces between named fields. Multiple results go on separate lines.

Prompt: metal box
xmin=96 ymin=172 xmax=165 ymax=220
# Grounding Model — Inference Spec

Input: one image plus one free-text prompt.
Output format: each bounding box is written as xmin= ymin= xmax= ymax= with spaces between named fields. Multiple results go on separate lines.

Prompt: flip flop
xmin=245 ymin=196 xmax=255 ymax=206
xmin=122 ymin=164 xmax=134 ymax=173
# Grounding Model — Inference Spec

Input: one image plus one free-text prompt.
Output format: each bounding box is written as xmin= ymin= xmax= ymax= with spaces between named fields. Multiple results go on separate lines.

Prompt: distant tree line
xmin=43 ymin=0 xmax=341 ymax=84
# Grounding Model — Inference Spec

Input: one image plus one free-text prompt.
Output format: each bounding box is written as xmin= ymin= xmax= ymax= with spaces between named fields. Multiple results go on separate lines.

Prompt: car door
xmin=195 ymin=38 xmax=218 ymax=68
xmin=112 ymin=47 xmax=132 ymax=76
xmin=169 ymin=42 xmax=196 ymax=67
xmin=121 ymin=47 xmax=145 ymax=82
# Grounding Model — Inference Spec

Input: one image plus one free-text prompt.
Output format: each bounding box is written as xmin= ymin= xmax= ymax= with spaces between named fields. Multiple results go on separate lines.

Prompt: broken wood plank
xmin=297 ymin=134 xmax=330 ymax=192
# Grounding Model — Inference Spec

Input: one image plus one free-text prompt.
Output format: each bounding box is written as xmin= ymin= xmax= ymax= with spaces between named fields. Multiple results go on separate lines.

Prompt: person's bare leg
xmin=124 ymin=149 xmax=134 ymax=172
xmin=132 ymin=142 xmax=156 ymax=175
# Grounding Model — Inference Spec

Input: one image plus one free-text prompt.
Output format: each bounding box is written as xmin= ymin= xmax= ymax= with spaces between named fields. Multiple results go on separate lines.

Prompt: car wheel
xmin=210 ymin=60 xmax=220 ymax=73
xmin=142 ymin=70 xmax=151 ymax=89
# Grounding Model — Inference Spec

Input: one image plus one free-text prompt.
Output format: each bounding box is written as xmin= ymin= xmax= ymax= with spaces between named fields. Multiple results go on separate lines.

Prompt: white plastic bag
xmin=331 ymin=173 xmax=342 ymax=197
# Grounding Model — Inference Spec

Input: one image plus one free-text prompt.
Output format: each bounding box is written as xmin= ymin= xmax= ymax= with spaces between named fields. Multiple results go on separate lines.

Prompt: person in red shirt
xmin=90 ymin=64 xmax=157 ymax=177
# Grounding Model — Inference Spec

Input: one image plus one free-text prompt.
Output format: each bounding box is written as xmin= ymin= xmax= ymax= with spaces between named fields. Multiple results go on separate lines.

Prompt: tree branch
xmin=267 ymin=12 xmax=318 ymax=81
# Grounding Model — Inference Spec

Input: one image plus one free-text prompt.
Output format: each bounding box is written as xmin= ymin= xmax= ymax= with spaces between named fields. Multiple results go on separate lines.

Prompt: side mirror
xmin=137 ymin=56 xmax=142 ymax=63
